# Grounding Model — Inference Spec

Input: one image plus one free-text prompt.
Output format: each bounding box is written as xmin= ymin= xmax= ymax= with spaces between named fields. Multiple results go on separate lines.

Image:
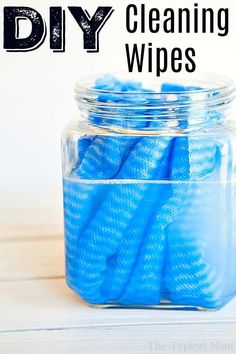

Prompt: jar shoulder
xmin=62 ymin=119 xmax=236 ymax=139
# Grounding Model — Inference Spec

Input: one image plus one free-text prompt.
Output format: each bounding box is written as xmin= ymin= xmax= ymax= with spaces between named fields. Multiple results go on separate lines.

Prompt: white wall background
xmin=0 ymin=0 xmax=235 ymax=235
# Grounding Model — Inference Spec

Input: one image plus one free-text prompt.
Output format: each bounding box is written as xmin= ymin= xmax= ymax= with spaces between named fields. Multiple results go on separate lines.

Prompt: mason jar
xmin=62 ymin=73 xmax=236 ymax=310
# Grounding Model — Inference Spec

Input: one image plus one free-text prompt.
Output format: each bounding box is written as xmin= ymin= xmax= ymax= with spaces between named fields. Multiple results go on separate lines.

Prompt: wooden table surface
xmin=0 ymin=218 xmax=236 ymax=354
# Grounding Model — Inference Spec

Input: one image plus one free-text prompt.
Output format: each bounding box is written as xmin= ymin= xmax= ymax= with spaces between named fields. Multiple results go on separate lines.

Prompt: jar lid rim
xmin=75 ymin=72 xmax=235 ymax=96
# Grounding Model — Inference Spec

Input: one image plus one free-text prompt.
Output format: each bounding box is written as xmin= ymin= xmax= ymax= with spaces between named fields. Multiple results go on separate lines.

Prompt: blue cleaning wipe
xmin=64 ymin=76 xmax=225 ymax=308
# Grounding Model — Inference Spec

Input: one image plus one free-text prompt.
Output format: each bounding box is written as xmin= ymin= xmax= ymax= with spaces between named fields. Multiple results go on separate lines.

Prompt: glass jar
xmin=62 ymin=73 xmax=236 ymax=310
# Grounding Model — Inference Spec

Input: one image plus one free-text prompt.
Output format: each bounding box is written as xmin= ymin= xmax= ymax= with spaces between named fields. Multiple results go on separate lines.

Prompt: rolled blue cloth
xmin=64 ymin=76 xmax=224 ymax=308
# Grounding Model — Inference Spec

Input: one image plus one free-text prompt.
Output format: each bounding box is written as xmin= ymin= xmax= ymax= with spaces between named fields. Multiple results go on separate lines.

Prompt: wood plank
xmin=0 ymin=323 xmax=235 ymax=354
xmin=0 ymin=239 xmax=64 ymax=281
xmin=0 ymin=209 xmax=63 ymax=239
xmin=0 ymin=279 xmax=236 ymax=333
